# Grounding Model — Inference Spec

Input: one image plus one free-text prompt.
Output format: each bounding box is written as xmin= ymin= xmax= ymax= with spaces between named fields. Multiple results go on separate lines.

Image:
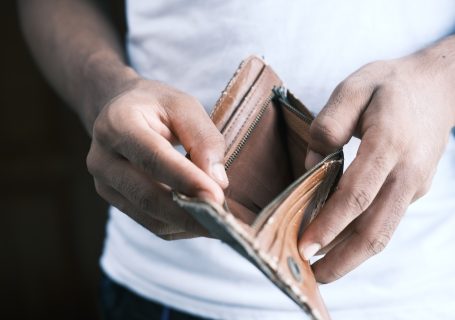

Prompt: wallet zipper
xmin=225 ymin=87 xmax=313 ymax=170
xmin=273 ymin=87 xmax=313 ymax=125
xmin=225 ymin=93 xmax=274 ymax=170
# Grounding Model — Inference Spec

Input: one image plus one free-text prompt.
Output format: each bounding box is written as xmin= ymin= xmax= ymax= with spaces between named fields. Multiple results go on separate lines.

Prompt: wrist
xmin=81 ymin=51 xmax=141 ymax=134
xmin=413 ymin=35 xmax=455 ymax=126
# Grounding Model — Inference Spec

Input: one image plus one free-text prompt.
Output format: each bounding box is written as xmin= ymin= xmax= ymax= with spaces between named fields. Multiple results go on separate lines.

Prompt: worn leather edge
xmin=172 ymin=191 xmax=320 ymax=319
xmin=222 ymin=65 xmax=282 ymax=162
xmin=173 ymin=151 xmax=344 ymax=320
xmin=210 ymin=56 xmax=266 ymax=132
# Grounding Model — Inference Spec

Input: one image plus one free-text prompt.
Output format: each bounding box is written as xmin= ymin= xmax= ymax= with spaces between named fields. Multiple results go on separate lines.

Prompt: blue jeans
xmin=100 ymin=272 xmax=210 ymax=320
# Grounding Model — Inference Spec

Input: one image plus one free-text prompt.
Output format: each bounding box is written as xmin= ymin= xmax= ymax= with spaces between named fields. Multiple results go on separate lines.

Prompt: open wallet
xmin=173 ymin=56 xmax=344 ymax=320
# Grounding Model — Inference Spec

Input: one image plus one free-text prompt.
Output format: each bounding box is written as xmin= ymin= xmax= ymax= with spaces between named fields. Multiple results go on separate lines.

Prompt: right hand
xmin=86 ymin=77 xmax=229 ymax=240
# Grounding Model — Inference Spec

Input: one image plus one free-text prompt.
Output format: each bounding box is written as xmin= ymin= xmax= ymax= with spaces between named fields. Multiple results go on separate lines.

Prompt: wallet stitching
xmin=210 ymin=66 xmax=241 ymax=120
xmin=224 ymin=70 xmax=271 ymax=152
xmin=211 ymin=58 xmax=257 ymax=121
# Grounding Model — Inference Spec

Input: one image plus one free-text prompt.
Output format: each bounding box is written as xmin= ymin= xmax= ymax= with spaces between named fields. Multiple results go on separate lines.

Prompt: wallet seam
xmin=210 ymin=57 xmax=264 ymax=123
xmin=224 ymin=68 xmax=271 ymax=153
xmin=210 ymin=62 xmax=244 ymax=120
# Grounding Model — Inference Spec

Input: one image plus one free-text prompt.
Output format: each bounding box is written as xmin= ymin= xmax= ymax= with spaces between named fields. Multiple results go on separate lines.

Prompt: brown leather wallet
xmin=173 ymin=56 xmax=343 ymax=320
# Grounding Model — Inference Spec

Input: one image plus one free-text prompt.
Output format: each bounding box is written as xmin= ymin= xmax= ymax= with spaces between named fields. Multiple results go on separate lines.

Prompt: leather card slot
xmin=223 ymin=66 xmax=282 ymax=158
xmin=211 ymin=57 xmax=266 ymax=132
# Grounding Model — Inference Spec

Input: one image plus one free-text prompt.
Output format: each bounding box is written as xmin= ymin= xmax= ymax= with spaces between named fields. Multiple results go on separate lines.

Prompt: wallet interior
xmin=224 ymin=86 xmax=315 ymax=227
xmin=174 ymin=56 xmax=343 ymax=320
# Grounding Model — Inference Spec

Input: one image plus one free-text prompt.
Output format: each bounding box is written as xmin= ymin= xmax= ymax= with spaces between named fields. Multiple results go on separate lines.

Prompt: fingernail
xmin=305 ymin=150 xmax=324 ymax=170
xmin=211 ymin=163 xmax=229 ymax=187
xmin=303 ymin=243 xmax=321 ymax=260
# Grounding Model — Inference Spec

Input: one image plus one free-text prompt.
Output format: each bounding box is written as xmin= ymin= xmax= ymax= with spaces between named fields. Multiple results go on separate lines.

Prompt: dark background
xmin=0 ymin=2 xmax=125 ymax=319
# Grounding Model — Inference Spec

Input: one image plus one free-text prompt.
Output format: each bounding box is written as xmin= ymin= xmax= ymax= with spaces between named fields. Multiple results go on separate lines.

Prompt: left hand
xmin=299 ymin=36 xmax=455 ymax=283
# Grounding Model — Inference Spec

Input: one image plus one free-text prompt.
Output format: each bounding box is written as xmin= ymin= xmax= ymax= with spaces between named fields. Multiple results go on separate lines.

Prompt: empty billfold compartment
xmin=223 ymin=85 xmax=318 ymax=228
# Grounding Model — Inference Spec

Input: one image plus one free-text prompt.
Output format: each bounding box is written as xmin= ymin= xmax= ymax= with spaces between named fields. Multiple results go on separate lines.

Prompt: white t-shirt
xmin=100 ymin=1 xmax=455 ymax=319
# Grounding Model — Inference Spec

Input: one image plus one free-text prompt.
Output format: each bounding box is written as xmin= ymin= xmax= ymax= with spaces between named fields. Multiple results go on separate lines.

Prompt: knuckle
xmin=389 ymin=183 xmax=409 ymax=216
xmin=187 ymin=95 xmax=203 ymax=108
xmin=414 ymin=180 xmax=432 ymax=200
xmin=380 ymin=127 xmax=406 ymax=156
xmin=92 ymin=112 xmax=115 ymax=145
xmin=86 ymin=146 xmax=109 ymax=180
xmin=93 ymin=180 xmax=103 ymax=195
xmin=382 ymin=135 xmax=403 ymax=157
xmin=110 ymin=170 xmax=129 ymax=193
xmin=364 ymin=59 xmax=387 ymax=71
xmin=335 ymin=79 xmax=357 ymax=97
xmin=138 ymin=146 xmax=162 ymax=174
xmin=332 ymin=76 xmax=372 ymax=103
xmin=310 ymin=117 xmax=346 ymax=149
xmin=174 ymin=92 xmax=202 ymax=110
xmin=404 ymin=160 xmax=428 ymax=185
xmin=364 ymin=233 xmax=390 ymax=256
xmin=95 ymin=104 xmax=135 ymax=151
xmin=187 ymin=130 xmax=225 ymax=163
xmin=371 ymin=153 xmax=391 ymax=174
xmin=359 ymin=60 xmax=391 ymax=81
xmin=344 ymin=187 xmax=372 ymax=213
xmin=197 ymin=130 xmax=225 ymax=150
xmin=198 ymin=127 xmax=222 ymax=142
xmin=86 ymin=148 xmax=98 ymax=176
xmin=130 ymin=185 xmax=158 ymax=213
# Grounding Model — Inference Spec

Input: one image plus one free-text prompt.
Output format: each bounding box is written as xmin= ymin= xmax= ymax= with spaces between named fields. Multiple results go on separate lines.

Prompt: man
xmin=18 ymin=0 xmax=455 ymax=319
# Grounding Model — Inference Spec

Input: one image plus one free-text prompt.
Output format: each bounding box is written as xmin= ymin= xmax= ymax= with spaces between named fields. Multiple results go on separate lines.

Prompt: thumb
xmin=305 ymin=74 xmax=376 ymax=169
xmin=168 ymin=95 xmax=229 ymax=190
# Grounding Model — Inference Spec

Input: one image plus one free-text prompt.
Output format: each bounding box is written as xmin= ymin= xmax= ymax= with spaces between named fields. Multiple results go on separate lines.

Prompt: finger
xmin=88 ymin=146 xmax=209 ymax=236
xmin=305 ymin=66 xmax=377 ymax=169
xmin=105 ymin=115 xmax=225 ymax=204
xmin=299 ymin=127 xmax=399 ymax=260
xmin=94 ymin=180 xmax=192 ymax=238
xmin=311 ymin=173 xmax=414 ymax=283
xmin=166 ymin=94 xmax=229 ymax=188
xmin=316 ymin=224 xmax=355 ymax=256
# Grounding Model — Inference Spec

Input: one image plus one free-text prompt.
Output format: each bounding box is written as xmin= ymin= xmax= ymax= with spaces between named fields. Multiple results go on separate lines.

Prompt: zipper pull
xmin=272 ymin=86 xmax=288 ymax=102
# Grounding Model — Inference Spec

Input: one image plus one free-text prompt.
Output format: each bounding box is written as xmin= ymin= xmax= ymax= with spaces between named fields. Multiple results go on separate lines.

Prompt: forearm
xmin=18 ymin=0 xmax=138 ymax=134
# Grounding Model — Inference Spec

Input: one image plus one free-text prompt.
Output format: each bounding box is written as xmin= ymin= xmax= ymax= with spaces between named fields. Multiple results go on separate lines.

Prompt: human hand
xmin=299 ymin=38 xmax=455 ymax=283
xmin=87 ymin=77 xmax=229 ymax=240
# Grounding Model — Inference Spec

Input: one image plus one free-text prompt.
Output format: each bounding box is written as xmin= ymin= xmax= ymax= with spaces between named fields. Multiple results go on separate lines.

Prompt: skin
xmin=19 ymin=0 xmax=455 ymax=281
xmin=299 ymin=39 xmax=455 ymax=283
xmin=18 ymin=0 xmax=228 ymax=240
